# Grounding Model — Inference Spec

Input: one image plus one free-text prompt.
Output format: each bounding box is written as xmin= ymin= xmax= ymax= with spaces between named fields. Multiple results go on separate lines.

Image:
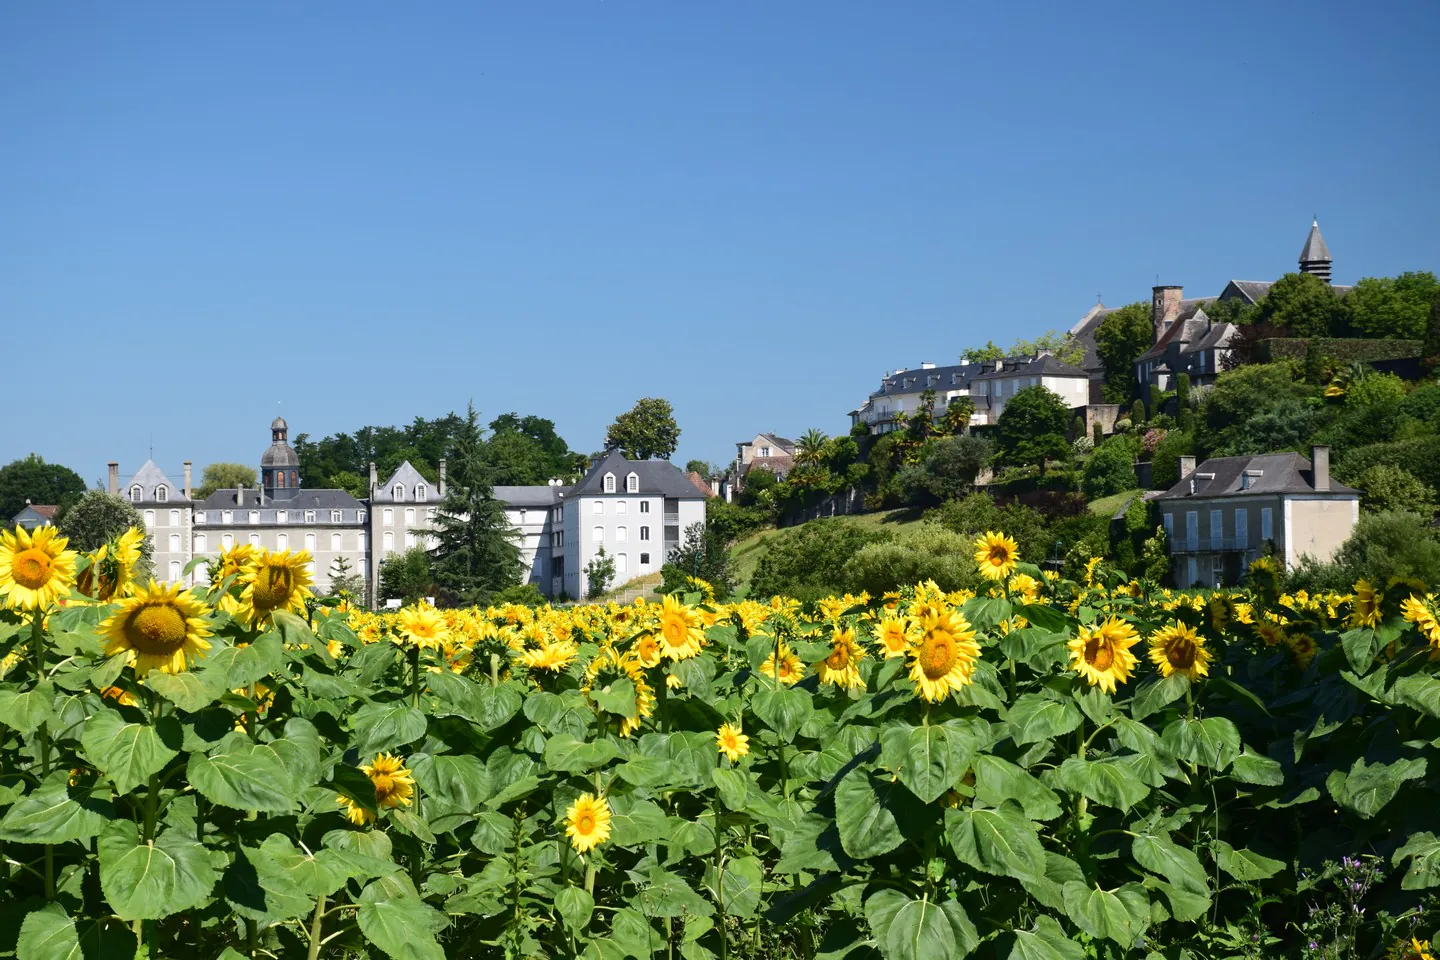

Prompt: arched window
xmin=130 ymin=485 xmax=142 ymax=502
xmin=290 ymin=471 xmax=298 ymax=487
xmin=593 ymin=526 xmax=604 ymax=543
xmin=156 ymin=485 xmax=168 ymax=502
xmin=276 ymin=471 xmax=286 ymax=488
xmin=393 ymin=483 xmax=405 ymax=502
xmin=626 ymin=473 xmax=639 ymax=493
xmin=616 ymin=526 xmax=628 ymax=543
xmin=603 ymin=473 xmax=616 ymax=493
xmin=416 ymin=483 xmax=427 ymax=502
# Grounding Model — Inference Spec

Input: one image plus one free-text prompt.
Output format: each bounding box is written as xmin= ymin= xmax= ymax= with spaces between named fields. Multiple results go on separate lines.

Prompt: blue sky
xmin=3 ymin=2 xmax=1437 ymax=488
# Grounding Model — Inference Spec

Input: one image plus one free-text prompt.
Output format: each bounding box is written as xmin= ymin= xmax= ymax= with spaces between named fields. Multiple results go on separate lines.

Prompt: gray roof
xmin=1138 ymin=313 xmax=1232 ymax=362
xmin=869 ymin=362 xmax=991 ymax=399
xmin=1155 ymin=452 xmax=1358 ymax=501
xmin=195 ymin=488 xmax=365 ymax=511
xmin=1069 ymin=304 xmax=1119 ymax=374
xmin=1299 ymin=220 xmax=1331 ymax=263
xmin=758 ymin=433 xmax=794 ymax=451
xmin=495 ymin=485 xmax=568 ymax=507
xmin=126 ymin=460 xmax=185 ymax=502
xmin=374 ymin=461 xmax=432 ymax=503
xmin=572 ymin=451 xmax=709 ymax=499
xmin=1222 ymin=280 xmax=1274 ymax=305
xmin=260 ymin=440 xmax=300 ymax=468
xmin=971 ymin=355 xmax=1088 ymax=381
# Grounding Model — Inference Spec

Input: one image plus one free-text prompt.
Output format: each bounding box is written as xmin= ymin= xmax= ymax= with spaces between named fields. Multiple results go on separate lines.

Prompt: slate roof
xmin=127 ymin=460 xmax=185 ymax=502
xmin=572 ymin=451 xmax=709 ymax=499
xmin=758 ymin=433 xmax=794 ymax=451
xmin=868 ymin=362 xmax=992 ymax=399
xmin=261 ymin=442 xmax=300 ymax=468
xmin=1069 ymin=304 xmax=1119 ymax=374
xmin=1300 ymin=220 xmax=1331 ymax=263
xmin=374 ymin=461 xmax=433 ymax=503
xmin=971 ymin=355 xmax=1088 ymax=381
xmin=194 ymin=488 xmax=366 ymax=515
xmin=1155 ymin=452 xmax=1359 ymax=501
xmin=1222 ymin=278 xmax=1353 ymax=305
xmin=495 ymin=485 xmax=568 ymax=507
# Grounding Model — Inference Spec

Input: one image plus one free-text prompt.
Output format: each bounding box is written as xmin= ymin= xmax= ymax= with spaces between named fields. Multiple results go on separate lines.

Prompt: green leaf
xmin=1161 ymin=717 xmax=1239 ymax=770
xmin=556 ymin=885 xmax=595 ymax=933
xmin=0 ymin=775 xmax=113 ymax=843
xmin=885 ymin=896 xmax=960 ymax=960
xmin=1393 ymin=832 xmax=1440 ymax=889
xmin=356 ymin=880 xmax=446 ymax=960
xmin=835 ymin=767 xmax=913 ymax=860
xmin=962 ymin=596 xmax=1013 ymax=631
xmin=410 ymin=753 xmax=490 ymax=815
xmin=1326 ymin=756 xmax=1426 ymax=819
xmin=0 ymin=680 xmax=56 ymax=734
xmin=1231 ymin=748 xmax=1284 ymax=786
xmin=1015 ymin=604 xmax=1071 ymax=633
xmin=944 ymin=804 xmax=1046 ymax=885
xmin=1340 ymin=628 xmax=1378 ymax=673
xmin=349 ymin=701 xmax=428 ymax=756
xmin=16 ymin=903 xmax=137 ymax=960
xmin=592 ymin=676 xmax=638 ymax=719
xmin=187 ymin=739 xmax=297 ymax=812
xmin=752 ymin=686 xmax=811 ymax=742
xmin=1061 ymin=881 xmax=1148 ymax=945
xmin=98 ymin=820 xmax=219 ymax=921
xmin=1003 ymin=915 xmax=1085 ymax=960
xmin=713 ymin=767 xmax=750 ymax=812
xmin=608 ymin=795 xmax=670 ymax=847
xmin=260 ymin=833 xmax=395 ymax=898
xmin=707 ymin=854 xmax=763 ymax=919
xmin=80 ymin=711 xmax=180 ymax=796
xmin=1214 ymin=840 xmax=1284 ymax=881
xmin=1004 ymin=695 xmax=1081 ymax=746
xmin=881 ymin=723 xmax=963 ymax=805
xmin=1393 ymin=674 xmax=1440 ymax=718
xmin=635 ymin=865 xmax=714 ymax=918
xmin=1055 ymin=757 xmax=1150 ymax=811
xmin=973 ymin=755 xmax=1062 ymax=821
xmin=145 ymin=669 xmax=225 ymax=712
xmin=1128 ymin=674 xmax=1190 ymax=722
xmin=543 ymin=733 xmax=621 ymax=773
xmin=1130 ymin=830 xmax=1209 ymax=920
xmin=209 ymin=631 xmax=283 ymax=688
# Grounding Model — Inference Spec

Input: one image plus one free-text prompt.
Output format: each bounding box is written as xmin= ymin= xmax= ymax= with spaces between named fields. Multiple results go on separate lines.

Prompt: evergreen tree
xmin=1176 ymin=374 xmax=1194 ymax=432
xmin=427 ymin=405 xmax=523 ymax=606
xmin=1423 ymin=288 xmax=1440 ymax=376
xmin=1092 ymin=422 xmax=1104 ymax=446
xmin=328 ymin=555 xmax=366 ymax=602
xmin=57 ymin=491 xmax=155 ymax=582
xmin=1130 ymin=398 xmax=1147 ymax=426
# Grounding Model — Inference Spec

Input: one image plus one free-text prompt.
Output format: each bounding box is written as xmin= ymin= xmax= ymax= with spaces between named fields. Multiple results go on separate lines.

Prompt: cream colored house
xmin=967 ymin=355 xmax=1090 ymax=424
xmin=1154 ymin=445 xmax=1359 ymax=588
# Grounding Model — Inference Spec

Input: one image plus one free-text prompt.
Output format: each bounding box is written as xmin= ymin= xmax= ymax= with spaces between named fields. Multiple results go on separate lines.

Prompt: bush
xmin=919 ymin=434 xmax=991 ymax=502
xmin=927 ymin=492 xmax=1050 ymax=566
xmin=1081 ymin=438 xmax=1138 ymax=499
xmin=1337 ymin=435 xmax=1440 ymax=499
xmin=666 ymin=522 xmax=735 ymax=598
xmin=1356 ymin=464 xmax=1438 ymax=517
xmin=1258 ymin=337 xmax=1423 ymax=365
xmin=839 ymin=523 xmax=980 ymax=595
xmin=57 ymin=491 xmax=155 ymax=582
xmin=1150 ymin=430 xmax=1195 ymax=490
xmin=748 ymin=519 xmax=890 ymax=600
xmin=584 ymin=547 xmax=616 ymax=599
xmin=1287 ymin=509 xmax=1440 ymax=590
xmin=704 ymin=498 xmax=770 ymax=545
xmin=492 ymin=582 xmax=545 ymax=606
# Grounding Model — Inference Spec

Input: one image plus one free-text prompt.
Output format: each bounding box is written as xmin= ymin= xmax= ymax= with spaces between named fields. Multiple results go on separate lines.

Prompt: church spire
xmin=1298 ymin=217 xmax=1332 ymax=283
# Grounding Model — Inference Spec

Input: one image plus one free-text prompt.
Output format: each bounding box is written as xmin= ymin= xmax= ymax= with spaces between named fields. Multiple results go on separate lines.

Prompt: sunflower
xmin=1083 ymin=556 xmax=1103 ymax=587
xmin=1249 ymin=555 xmax=1280 ymax=577
xmin=336 ymin=753 xmax=416 ymax=826
xmin=100 ymin=581 xmax=214 ymax=676
xmin=633 ymin=631 xmax=662 ymax=668
xmin=1147 ymin=621 xmax=1213 ymax=681
xmin=973 ymin=531 xmax=1019 ymax=582
xmin=1254 ymin=620 xmax=1287 ymax=647
xmin=873 ymin=615 xmax=912 ymax=659
xmin=1286 ymin=633 xmax=1318 ymax=670
xmin=78 ymin=527 xmax=145 ymax=602
xmin=1067 ymin=616 xmax=1140 ymax=694
xmin=716 ymin=723 xmax=750 ymax=763
xmin=1007 ymin=573 xmax=1041 ymax=603
xmin=0 ymin=525 xmax=78 ymax=611
xmin=236 ymin=549 xmax=314 ymax=629
xmin=1348 ymin=579 xmax=1381 ymax=629
xmin=521 ymin=639 xmax=579 ymax=672
xmin=656 ymin=594 xmax=705 ymax=660
xmin=1402 ymin=595 xmax=1440 ymax=648
xmin=399 ymin=601 xmax=448 ymax=650
xmin=759 ymin=641 xmax=804 ymax=686
xmin=815 ymin=626 xmax=866 ymax=691
xmin=1388 ymin=936 xmax=1435 ymax=960
xmin=907 ymin=608 xmax=981 ymax=702
xmin=1207 ymin=594 xmax=1232 ymax=633
xmin=564 ymin=793 xmax=613 ymax=854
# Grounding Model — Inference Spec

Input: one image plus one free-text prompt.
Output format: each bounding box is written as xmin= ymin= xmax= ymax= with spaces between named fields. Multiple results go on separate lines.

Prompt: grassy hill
xmin=728 ymin=508 xmax=927 ymax=597
xmin=1087 ymin=489 xmax=1141 ymax=518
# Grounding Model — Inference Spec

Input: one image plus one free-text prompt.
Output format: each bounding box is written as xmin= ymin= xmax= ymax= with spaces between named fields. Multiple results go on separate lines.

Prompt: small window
xmin=331 ymin=510 xmax=342 ymax=523
xmin=593 ymin=525 xmax=604 ymax=543
xmin=331 ymin=532 xmax=342 ymax=551
xmin=168 ymin=560 xmax=181 ymax=582
xmin=383 ymin=508 xmax=393 ymax=525
xmin=222 ymin=510 xmax=233 ymax=525
xmin=416 ymin=483 xmax=427 ymax=503
xmin=144 ymin=510 xmax=155 ymax=528
xmin=156 ymin=485 xmax=168 ymax=502
xmin=640 ymin=552 xmax=651 ymax=566
xmin=277 ymin=510 xmax=288 ymax=524
xmin=1261 ymin=507 xmax=1273 ymax=541
xmin=248 ymin=511 xmax=259 ymax=525
xmin=169 ymin=533 xmax=180 ymax=552
xmin=276 ymin=471 xmax=286 ymax=489
xmin=358 ymin=510 xmax=367 ymax=524
xmin=393 ymin=483 xmax=405 ymax=502
xmin=130 ymin=485 xmax=142 ymax=503
xmin=426 ymin=507 xmax=436 ymax=519
xmin=221 ymin=533 xmax=234 ymax=549
xmin=405 ymin=530 xmax=416 ymax=549
xmin=640 ymin=526 xmax=650 ymax=541
xmin=616 ymin=526 xmax=628 ymax=543
xmin=639 ymin=501 xmax=651 ymax=514
xmin=248 ymin=533 xmax=260 ymax=546
xmin=519 ymin=508 xmax=528 ymax=524
xmin=759 ymin=446 xmax=771 ymax=458
xmin=592 ymin=501 xmax=604 ymax=515
xmin=384 ymin=531 xmax=394 ymax=552
xmin=664 ymin=525 xmax=679 ymax=541
xmin=602 ymin=473 xmax=616 ymax=493
xmin=616 ymin=500 xmax=628 ymax=515
xmin=278 ymin=533 xmax=289 ymax=550
xmin=625 ymin=473 xmax=638 ymax=493
xmin=304 ymin=510 xmax=315 ymax=523
xmin=196 ymin=511 xmax=206 ymax=524
xmin=405 ymin=508 xmax=415 ymax=525
xmin=616 ymin=553 xmax=628 ymax=574
xmin=169 ymin=509 xmax=180 ymax=526
xmin=196 ymin=533 xmax=207 ymax=552
xmin=358 ymin=532 xmax=366 ymax=552
xmin=305 ymin=533 xmax=316 ymax=552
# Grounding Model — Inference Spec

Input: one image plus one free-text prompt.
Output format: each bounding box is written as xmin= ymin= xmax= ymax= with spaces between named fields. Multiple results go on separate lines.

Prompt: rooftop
xmin=1155 ymin=451 xmax=1358 ymax=500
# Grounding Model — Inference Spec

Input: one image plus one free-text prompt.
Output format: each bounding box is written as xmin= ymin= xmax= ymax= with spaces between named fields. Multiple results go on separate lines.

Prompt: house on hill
xmin=11 ymin=503 xmax=57 ymax=531
xmin=724 ymin=432 xmax=796 ymax=501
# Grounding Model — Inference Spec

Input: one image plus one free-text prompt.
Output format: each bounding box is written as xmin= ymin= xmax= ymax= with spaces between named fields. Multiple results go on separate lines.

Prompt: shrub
xmin=1337 ymin=436 xmax=1440 ymax=499
xmin=1287 ymin=509 xmax=1440 ymax=590
xmin=919 ymin=434 xmax=992 ymax=502
xmin=1356 ymin=464 xmax=1438 ymax=517
xmin=927 ymin=492 xmax=1050 ymax=565
xmin=748 ymin=519 xmax=890 ymax=600
xmin=839 ymin=523 xmax=980 ymax=595
xmin=584 ymin=547 xmax=616 ymax=598
xmin=1150 ymin=430 xmax=1195 ymax=490
xmin=1081 ymin=438 xmax=1138 ymax=499
xmin=491 ymin=582 xmax=545 ymax=606
xmin=57 ymin=491 xmax=156 ymax=582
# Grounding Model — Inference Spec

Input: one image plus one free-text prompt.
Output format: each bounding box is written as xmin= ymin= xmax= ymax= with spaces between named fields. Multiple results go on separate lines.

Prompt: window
xmin=169 ymin=533 xmax=180 ymax=552
xmin=248 ymin=511 xmax=259 ymax=525
xmin=616 ymin=500 xmax=628 ymax=515
xmin=169 ymin=561 xmax=181 ymax=582
xmin=416 ymin=484 xmax=427 ymax=502
xmin=1209 ymin=510 xmax=1222 ymax=544
xmin=277 ymin=510 xmax=288 ymax=523
xmin=304 ymin=510 xmax=315 ymax=523
xmin=603 ymin=473 xmax=616 ymax=493
xmin=276 ymin=471 xmax=286 ymax=489
xmin=195 ymin=534 xmax=207 ymax=552
xmin=144 ymin=510 xmax=155 ymax=528
xmin=552 ymin=531 xmax=564 ymax=547
xmin=393 ymin=484 xmax=405 ymax=502
xmin=1184 ymin=512 xmax=1198 ymax=550
xmin=592 ymin=501 xmax=604 ymax=515
xmin=358 ymin=533 xmax=367 ymax=552
xmin=332 ymin=532 xmax=342 ymax=551
xmin=640 ymin=552 xmax=651 ymax=566
xmin=664 ymin=525 xmax=679 ymax=541
xmin=593 ymin=526 xmax=604 ymax=543
xmin=1187 ymin=556 xmax=1198 ymax=586
xmin=759 ymin=446 xmax=771 ymax=458
xmin=169 ymin=509 xmax=180 ymax=526
xmin=426 ymin=507 xmax=436 ymax=520
xmin=357 ymin=510 xmax=366 ymax=524
xmin=640 ymin=526 xmax=650 ymax=541
xmin=278 ymin=533 xmax=288 ymax=550
xmin=196 ymin=511 xmax=206 ymax=524
xmin=1261 ymin=507 xmax=1273 ymax=542
xmin=1234 ymin=508 xmax=1249 ymax=549
xmin=305 ymin=533 xmax=316 ymax=552
xmin=248 ymin=533 xmax=260 ymax=546
xmin=222 ymin=510 xmax=233 ymax=525
xmin=383 ymin=508 xmax=393 ymax=525
xmin=639 ymin=501 xmax=650 ymax=514
xmin=383 ymin=531 xmax=394 ymax=552
xmin=405 ymin=531 xmax=416 ymax=549
xmin=616 ymin=553 xmax=628 ymax=575
xmin=130 ymin=485 xmax=142 ymax=502
xmin=221 ymin=534 xmax=233 ymax=550
xmin=156 ymin=485 xmax=168 ymax=502
xmin=616 ymin=526 xmax=628 ymax=543
xmin=1162 ymin=513 xmax=1173 ymax=538
xmin=405 ymin=508 xmax=415 ymax=526
xmin=626 ymin=473 xmax=638 ymax=493
xmin=331 ymin=510 xmax=342 ymax=523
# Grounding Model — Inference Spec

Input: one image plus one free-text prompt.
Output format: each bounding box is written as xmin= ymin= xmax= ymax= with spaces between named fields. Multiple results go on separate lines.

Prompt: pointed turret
xmin=1299 ymin=218 xmax=1332 ymax=283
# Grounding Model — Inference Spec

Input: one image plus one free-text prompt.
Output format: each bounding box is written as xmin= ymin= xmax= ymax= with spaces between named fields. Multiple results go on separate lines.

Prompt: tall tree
xmin=194 ymin=463 xmax=257 ymax=498
xmin=1010 ymin=330 xmax=1087 ymax=367
xmin=487 ymin=413 xmax=577 ymax=484
xmin=1256 ymin=272 xmax=1346 ymax=338
xmin=1345 ymin=272 xmax=1439 ymax=340
xmin=1094 ymin=302 xmax=1152 ymax=403
xmin=993 ymin=386 xmax=1072 ymax=473
xmin=378 ymin=546 xmax=435 ymax=604
xmin=57 ymin=491 xmax=155 ymax=582
xmin=604 ymin=398 xmax=681 ymax=460
xmin=794 ymin=429 xmax=829 ymax=465
xmin=0 ymin=454 xmax=86 ymax=523
xmin=427 ymin=405 xmax=523 ymax=606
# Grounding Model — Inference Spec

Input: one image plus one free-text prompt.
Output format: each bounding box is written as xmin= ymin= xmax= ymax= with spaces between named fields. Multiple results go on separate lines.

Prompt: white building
xmin=967 ymin=355 xmax=1090 ymax=423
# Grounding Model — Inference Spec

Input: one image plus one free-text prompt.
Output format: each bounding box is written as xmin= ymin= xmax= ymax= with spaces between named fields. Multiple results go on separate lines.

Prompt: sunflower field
xmin=5 ymin=526 xmax=1440 ymax=959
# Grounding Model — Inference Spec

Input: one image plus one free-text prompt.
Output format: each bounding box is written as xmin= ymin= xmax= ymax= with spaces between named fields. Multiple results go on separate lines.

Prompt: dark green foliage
xmin=927 ymin=493 xmax=1051 ymax=567
xmin=1175 ymin=373 xmax=1190 ymax=410
xmin=1424 ymin=288 xmax=1440 ymax=374
xmin=664 ymin=521 xmax=735 ymax=598
xmin=1081 ymin=437 xmax=1138 ymax=499
xmin=684 ymin=460 xmax=717 ymax=478
xmin=1345 ymin=272 xmax=1439 ymax=340
xmin=1092 ymin=422 xmax=1104 ymax=446
xmin=378 ymin=546 xmax=434 ymax=604
xmin=295 ymin=414 xmax=465 ymax=489
xmin=584 ymin=548 xmax=616 ymax=599
xmin=737 ymin=466 xmax=779 ymax=507
xmin=491 ymin=583 xmax=545 ymax=606
xmin=994 ymin=386 xmax=1072 ymax=472
xmin=1195 ymin=363 xmax=1319 ymax=459
xmin=1204 ymin=295 xmax=1260 ymax=326
xmin=1095 ymin=302 xmax=1152 ymax=403
xmin=748 ymin=519 xmax=890 ymax=601
xmin=0 ymin=454 xmax=87 ymax=523
xmin=604 ymin=398 xmax=681 ymax=461
xmin=1150 ymin=430 xmax=1195 ymax=490
xmin=1286 ymin=510 xmax=1440 ymax=590
xmin=1256 ymin=272 xmax=1347 ymax=337
xmin=1400 ymin=382 xmax=1440 ymax=424
xmin=327 ymin=555 xmax=366 ymax=601
xmin=918 ymin=435 xmax=992 ymax=502
xmin=839 ymin=523 xmax=980 ymax=595
xmin=1355 ymin=464 xmax=1437 ymax=517
xmin=57 ymin=491 xmax=155 ymax=582
xmin=1337 ymin=436 xmax=1440 ymax=502
xmin=426 ymin=405 xmax=523 ymax=606
xmin=1130 ymin=398 xmax=1146 ymax=426
xmin=1258 ymin=337 xmax=1422 ymax=365
xmin=485 ymin=413 xmax=580 ymax=485
xmin=704 ymin=499 xmax=769 ymax=545
xmin=1303 ymin=341 xmax=1329 ymax=386
xmin=193 ymin=463 xmax=257 ymax=499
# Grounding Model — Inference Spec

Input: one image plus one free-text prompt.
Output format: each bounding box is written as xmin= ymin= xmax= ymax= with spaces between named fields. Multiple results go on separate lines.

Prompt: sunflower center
xmin=826 ymin=646 xmax=850 ymax=670
xmin=920 ymin=632 xmax=957 ymax=679
xmin=125 ymin=604 xmax=188 ymax=654
xmin=1084 ymin=638 xmax=1114 ymax=670
xmin=1165 ymin=638 xmax=1197 ymax=670
xmin=11 ymin=548 xmax=52 ymax=589
xmin=661 ymin=616 xmax=687 ymax=645
xmin=252 ymin=566 xmax=294 ymax=610
xmin=576 ymin=812 xmax=595 ymax=833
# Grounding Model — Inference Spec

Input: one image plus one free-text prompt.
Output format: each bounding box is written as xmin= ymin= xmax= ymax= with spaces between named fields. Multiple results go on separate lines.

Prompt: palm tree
xmin=795 ymin=429 xmax=829 ymax=465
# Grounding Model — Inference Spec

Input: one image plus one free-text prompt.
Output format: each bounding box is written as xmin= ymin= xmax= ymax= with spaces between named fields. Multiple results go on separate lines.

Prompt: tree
xmin=379 ymin=546 xmax=434 ymax=604
xmin=1356 ymin=464 xmax=1437 ymax=517
xmin=328 ymin=470 xmax=368 ymax=499
xmin=662 ymin=522 xmax=735 ymax=598
xmin=1150 ymin=430 xmax=1195 ymax=490
xmin=961 ymin=341 xmax=1005 ymax=363
xmin=794 ymin=429 xmax=829 ymax=466
xmin=1010 ymin=330 xmax=1087 ymax=368
xmin=749 ymin=520 xmax=891 ymax=602
xmin=57 ymin=491 xmax=155 ymax=583
xmin=737 ymin=466 xmax=780 ymax=508
xmin=295 ymin=414 xmax=465 ymax=491
xmin=487 ymin=414 xmax=578 ymax=485
xmin=1204 ymin=296 xmax=1260 ymax=327
xmin=1422 ymin=288 xmax=1440 ymax=376
xmin=0 ymin=454 xmax=86 ymax=523
xmin=427 ymin=405 xmax=523 ymax=606
xmin=684 ymin=460 xmax=717 ymax=478
xmin=584 ymin=548 xmax=616 ymax=599
xmin=1175 ymin=374 xmax=1193 ymax=432
xmin=195 ymin=463 xmax=257 ymax=498
xmin=1195 ymin=363 xmax=1318 ymax=459
xmin=1081 ymin=438 xmax=1138 ymax=499
xmin=994 ymin=386 xmax=1072 ymax=473
xmin=1095 ymin=302 xmax=1152 ymax=403
xmin=1345 ymin=272 xmax=1439 ymax=340
xmin=920 ymin=435 xmax=992 ymax=502
xmin=328 ymin=555 xmax=366 ymax=601
xmin=1256 ymin=272 xmax=1345 ymax=338
xmin=839 ymin=523 xmax=979 ymax=595
xmin=605 ymin=398 xmax=680 ymax=461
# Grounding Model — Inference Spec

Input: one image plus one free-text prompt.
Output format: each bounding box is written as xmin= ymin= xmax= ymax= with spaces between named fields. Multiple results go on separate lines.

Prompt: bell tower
xmin=260 ymin=416 xmax=302 ymax=501
xmin=1298 ymin=218 xmax=1333 ymax=283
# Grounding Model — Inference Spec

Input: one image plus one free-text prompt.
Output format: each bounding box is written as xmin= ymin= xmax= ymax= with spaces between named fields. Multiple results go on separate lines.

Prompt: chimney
xmin=257 ymin=483 xmax=265 ymax=506
xmin=107 ymin=462 xmax=119 ymax=496
xmin=438 ymin=459 xmax=447 ymax=497
xmin=183 ymin=461 xmax=192 ymax=500
xmin=237 ymin=485 xmax=243 ymax=506
xmin=1311 ymin=445 xmax=1330 ymax=492
xmin=368 ymin=461 xmax=378 ymax=496
xmin=1179 ymin=455 xmax=1197 ymax=480
xmin=920 ymin=361 xmax=936 ymax=370
xmin=1151 ymin=285 xmax=1184 ymax=342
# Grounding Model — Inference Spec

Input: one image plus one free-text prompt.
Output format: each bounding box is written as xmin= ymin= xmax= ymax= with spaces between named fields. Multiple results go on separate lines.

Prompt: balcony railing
xmin=663 ymin=514 xmax=680 ymax=525
xmin=1171 ymin=537 xmax=1252 ymax=554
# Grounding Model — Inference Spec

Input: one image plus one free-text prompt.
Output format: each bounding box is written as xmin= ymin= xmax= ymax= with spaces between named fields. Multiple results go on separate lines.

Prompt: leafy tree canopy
xmin=605 ymin=398 xmax=681 ymax=461
xmin=194 ymin=463 xmax=256 ymax=498
xmin=1094 ymin=302 xmax=1152 ymax=404
xmin=378 ymin=546 xmax=434 ymax=605
xmin=962 ymin=331 xmax=1085 ymax=367
xmin=0 ymin=454 xmax=87 ymax=523
xmin=57 ymin=491 xmax=155 ymax=582
xmin=1256 ymin=272 xmax=1346 ymax=338
xmin=993 ymin=385 xmax=1073 ymax=472
xmin=1345 ymin=271 xmax=1439 ymax=340
xmin=1195 ymin=362 xmax=1319 ymax=459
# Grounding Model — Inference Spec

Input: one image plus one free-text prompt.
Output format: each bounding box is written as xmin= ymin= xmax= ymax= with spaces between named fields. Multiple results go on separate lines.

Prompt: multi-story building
xmin=721 ymin=432 xmax=795 ymax=501
xmin=1153 ymin=445 xmax=1359 ymax=588
xmin=110 ymin=458 xmax=196 ymax=586
xmin=967 ymin=355 xmax=1090 ymax=423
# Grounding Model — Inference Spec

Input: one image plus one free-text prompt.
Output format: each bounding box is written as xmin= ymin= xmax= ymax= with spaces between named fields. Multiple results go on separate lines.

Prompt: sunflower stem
xmin=306 ymin=894 xmax=326 ymax=960
xmin=31 ymin=615 xmax=55 ymax=898
xmin=712 ymin=780 xmax=727 ymax=960
xmin=489 ymin=652 xmax=499 ymax=686
xmin=410 ymin=643 xmax=421 ymax=707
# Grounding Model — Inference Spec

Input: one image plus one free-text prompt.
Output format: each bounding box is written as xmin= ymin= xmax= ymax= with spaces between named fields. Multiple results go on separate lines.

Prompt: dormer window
xmin=393 ymin=483 xmax=405 ymax=502
xmin=416 ymin=483 xmax=427 ymax=502
xmin=248 ymin=511 xmax=259 ymax=524
xmin=603 ymin=473 xmax=616 ymax=494
xmin=626 ymin=473 xmax=639 ymax=493
xmin=759 ymin=446 xmax=771 ymax=458
xmin=130 ymin=485 xmax=142 ymax=503
xmin=156 ymin=485 xmax=168 ymax=502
